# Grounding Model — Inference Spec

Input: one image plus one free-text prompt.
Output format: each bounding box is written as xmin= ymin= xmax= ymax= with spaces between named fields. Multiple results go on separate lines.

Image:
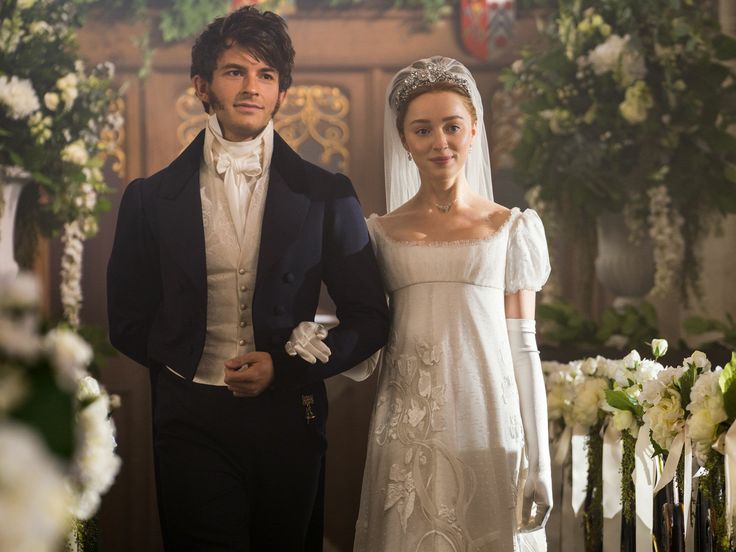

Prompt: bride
xmin=288 ymin=57 xmax=552 ymax=551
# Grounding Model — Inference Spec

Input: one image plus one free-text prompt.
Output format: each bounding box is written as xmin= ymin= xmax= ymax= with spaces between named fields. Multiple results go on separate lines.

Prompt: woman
xmin=288 ymin=57 xmax=552 ymax=551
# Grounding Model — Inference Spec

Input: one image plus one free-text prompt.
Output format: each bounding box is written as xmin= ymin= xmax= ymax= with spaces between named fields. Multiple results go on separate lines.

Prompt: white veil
xmin=383 ymin=56 xmax=494 ymax=213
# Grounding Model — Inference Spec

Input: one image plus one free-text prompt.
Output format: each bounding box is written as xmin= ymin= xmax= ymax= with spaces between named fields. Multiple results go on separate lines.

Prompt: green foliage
xmin=503 ymin=0 xmax=736 ymax=298
xmin=620 ymin=430 xmax=636 ymax=523
xmin=605 ymin=388 xmax=643 ymax=418
xmin=684 ymin=313 xmax=736 ymax=350
xmin=677 ymin=364 xmax=697 ymax=411
xmin=9 ymin=358 xmax=75 ymax=461
xmin=537 ymin=301 xmax=600 ymax=346
xmin=596 ymin=302 xmax=658 ymax=350
xmin=719 ymin=352 xmax=736 ymax=422
xmin=537 ymin=299 xmax=660 ymax=351
xmin=159 ymin=0 xmax=230 ymax=43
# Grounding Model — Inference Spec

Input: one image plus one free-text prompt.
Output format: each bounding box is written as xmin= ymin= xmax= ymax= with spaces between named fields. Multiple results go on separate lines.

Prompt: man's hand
xmin=285 ymin=321 xmax=331 ymax=364
xmin=224 ymin=351 xmax=274 ymax=397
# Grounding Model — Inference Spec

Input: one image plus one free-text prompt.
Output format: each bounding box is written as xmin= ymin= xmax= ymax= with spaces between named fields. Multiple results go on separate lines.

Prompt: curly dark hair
xmin=191 ymin=6 xmax=295 ymax=103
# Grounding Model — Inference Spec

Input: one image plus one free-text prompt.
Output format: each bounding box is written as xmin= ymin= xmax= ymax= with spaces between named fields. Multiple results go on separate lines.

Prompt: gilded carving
xmin=176 ymin=85 xmax=350 ymax=172
xmin=99 ymin=95 xmax=126 ymax=178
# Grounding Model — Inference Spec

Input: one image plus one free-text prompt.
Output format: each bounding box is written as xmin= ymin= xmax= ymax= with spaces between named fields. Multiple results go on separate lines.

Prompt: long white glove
xmin=285 ymin=321 xmax=331 ymax=364
xmin=507 ymin=318 xmax=553 ymax=532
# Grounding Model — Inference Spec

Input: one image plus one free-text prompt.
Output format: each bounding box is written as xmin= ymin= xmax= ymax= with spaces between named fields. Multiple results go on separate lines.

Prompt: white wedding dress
xmin=352 ymin=207 xmax=550 ymax=552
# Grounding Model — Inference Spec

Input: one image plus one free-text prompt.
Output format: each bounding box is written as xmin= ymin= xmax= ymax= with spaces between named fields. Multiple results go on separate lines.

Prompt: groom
xmin=107 ymin=6 xmax=388 ymax=550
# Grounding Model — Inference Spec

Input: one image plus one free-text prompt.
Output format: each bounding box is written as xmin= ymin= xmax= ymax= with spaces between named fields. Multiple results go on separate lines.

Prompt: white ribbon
xmin=571 ymin=424 xmax=588 ymax=516
xmin=651 ymin=430 xmax=693 ymax=544
xmin=635 ymin=423 xmax=656 ymax=552
xmin=554 ymin=424 xmax=573 ymax=466
xmin=726 ymin=420 xmax=736 ymax=538
xmin=602 ymin=422 xmax=623 ymax=552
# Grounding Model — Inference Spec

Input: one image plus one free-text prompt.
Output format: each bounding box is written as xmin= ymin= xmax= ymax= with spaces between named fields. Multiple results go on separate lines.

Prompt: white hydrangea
xmin=0 ymin=75 xmax=40 ymax=119
xmin=0 ymin=422 xmax=71 ymax=551
xmin=43 ymin=328 xmax=92 ymax=390
xmin=687 ymin=368 xmax=727 ymax=465
xmin=639 ymin=365 xmax=685 ymax=406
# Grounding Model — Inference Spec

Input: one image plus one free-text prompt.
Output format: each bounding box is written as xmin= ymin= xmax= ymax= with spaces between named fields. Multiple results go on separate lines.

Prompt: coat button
xmin=273 ymin=305 xmax=286 ymax=315
xmin=239 ymin=268 xmax=246 ymax=275
xmin=283 ymin=272 xmax=295 ymax=283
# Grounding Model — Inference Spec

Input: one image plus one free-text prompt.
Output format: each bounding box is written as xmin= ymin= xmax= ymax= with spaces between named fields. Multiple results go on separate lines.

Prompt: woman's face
xmin=400 ymin=91 xmax=477 ymax=183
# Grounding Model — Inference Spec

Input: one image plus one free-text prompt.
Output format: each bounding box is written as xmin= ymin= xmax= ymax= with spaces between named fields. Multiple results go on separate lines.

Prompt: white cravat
xmin=205 ymin=114 xmax=270 ymax=237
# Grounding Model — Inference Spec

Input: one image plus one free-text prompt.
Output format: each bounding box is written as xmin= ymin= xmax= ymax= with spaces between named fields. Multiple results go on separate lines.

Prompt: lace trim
xmin=369 ymin=207 xmax=520 ymax=247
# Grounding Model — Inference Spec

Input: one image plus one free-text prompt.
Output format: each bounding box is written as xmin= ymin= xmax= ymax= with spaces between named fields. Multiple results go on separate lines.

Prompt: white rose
xmin=44 ymin=92 xmax=60 ymax=111
xmin=622 ymin=349 xmax=641 ymax=369
xmin=684 ymin=350 xmax=711 ymax=370
xmin=43 ymin=328 xmax=92 ymax=389
xmin=612 ymin=409 xmax=637 ymax=434
xmin=56 ymin=73 xmax=79 ymax=108
xmin=651 ymin=339 xmax=668 ymax=359
xmin=62 ymin=140 xmax=89 ymax=166
xmin=643 ymin=392 xmax=685 ymax=450
xmin=29 ymin=21 xmax=52 ymax=36
xmin=511 ymin=59 xmax=523 ymax=74
xmin=588 ymin=34 xmax=628 ymax=75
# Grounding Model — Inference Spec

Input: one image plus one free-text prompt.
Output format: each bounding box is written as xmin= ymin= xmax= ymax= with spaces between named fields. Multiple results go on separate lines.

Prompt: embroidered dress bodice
xmin=353 ymin=207 xmax=550 ymax=552
xmin=187 ymin=118 xmax=273 ymax=385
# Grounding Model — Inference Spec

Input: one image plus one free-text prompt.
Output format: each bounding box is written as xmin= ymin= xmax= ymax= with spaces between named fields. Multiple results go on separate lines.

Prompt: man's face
xmin=193 ymin=44 xmax=287 ymax=141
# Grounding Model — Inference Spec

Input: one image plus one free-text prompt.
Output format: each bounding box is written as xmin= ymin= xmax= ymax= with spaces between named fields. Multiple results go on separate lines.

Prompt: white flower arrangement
xmin=0 ymin=274 xmax=121 ymax=546
xmin=687 ymin=367 xmax=728 ymax=466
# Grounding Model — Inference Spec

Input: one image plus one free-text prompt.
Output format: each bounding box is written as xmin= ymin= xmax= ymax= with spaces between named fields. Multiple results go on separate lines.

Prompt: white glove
xmin=285 ymin=321 xmax=331 ymax=364
xmin=507 ymin=318 xmax=553 ymax=532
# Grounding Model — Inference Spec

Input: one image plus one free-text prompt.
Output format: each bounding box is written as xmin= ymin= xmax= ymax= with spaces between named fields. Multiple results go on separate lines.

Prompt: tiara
xmin=392 ymin=62 xmax=471 ymax=110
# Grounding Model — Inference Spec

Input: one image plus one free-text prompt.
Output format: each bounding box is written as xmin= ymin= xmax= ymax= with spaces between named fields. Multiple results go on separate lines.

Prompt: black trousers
xmin=152 ymin=368 xmax=326 ymax=551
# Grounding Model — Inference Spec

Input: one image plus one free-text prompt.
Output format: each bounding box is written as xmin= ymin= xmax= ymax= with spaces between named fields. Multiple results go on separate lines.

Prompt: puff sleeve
xmin=504 ymin=209 xmax=551 ymax=294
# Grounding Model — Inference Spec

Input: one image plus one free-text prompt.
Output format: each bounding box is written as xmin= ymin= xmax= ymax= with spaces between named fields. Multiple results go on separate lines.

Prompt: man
xmin=107 ymin=7 xmax=388 ymax=550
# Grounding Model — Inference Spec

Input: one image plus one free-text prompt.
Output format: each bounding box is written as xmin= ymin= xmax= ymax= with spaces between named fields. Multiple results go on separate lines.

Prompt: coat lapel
xmin=156 ymin=131 xmax=207 ymax=298
xmin=256 ymin=133 xmax=311 ymax=284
